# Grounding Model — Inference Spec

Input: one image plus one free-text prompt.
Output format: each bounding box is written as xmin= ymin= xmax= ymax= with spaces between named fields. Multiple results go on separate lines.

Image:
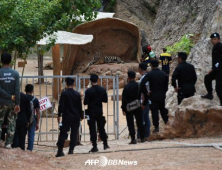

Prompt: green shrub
xmin=166 ymin=34 xmax=194 ymax=56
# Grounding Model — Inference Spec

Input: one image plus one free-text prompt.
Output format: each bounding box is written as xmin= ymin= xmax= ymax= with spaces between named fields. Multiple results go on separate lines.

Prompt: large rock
xmin=150 ymin=96 xmax=222 ymax=140
xmin=63 ymin=18 xmax=142 ymax=75
xmin=78 ymin=63 xmax=141 ymax=89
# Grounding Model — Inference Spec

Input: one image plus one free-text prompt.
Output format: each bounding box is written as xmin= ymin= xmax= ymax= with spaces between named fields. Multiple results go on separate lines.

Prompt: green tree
xmin=0 ymin=0 xmax=101 ymax=56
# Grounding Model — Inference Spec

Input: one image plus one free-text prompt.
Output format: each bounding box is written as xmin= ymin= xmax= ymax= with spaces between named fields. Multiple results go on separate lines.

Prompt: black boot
xmin=153 ymin=127 xmax=159 ymax=133
xmin=141 ymin=138 xmax=145 ymax=143
xmin=104 ymin=144 xmax=110 ymax=150
xmin=201 ymin=94 xmax=213 ymax=100
xmin=89 ymin=146 xmax=99 ymax=153
xmin=68 ymin=148 xmax=74 ymax=155
xmin=56 ymin=147 xmax=65 ymax=157
xmin=129 ymin=139 xmax=137 ymax=144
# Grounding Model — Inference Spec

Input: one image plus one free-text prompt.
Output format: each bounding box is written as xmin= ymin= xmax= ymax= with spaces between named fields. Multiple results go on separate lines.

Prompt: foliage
xmin=0 ymin=0 xmax=101 ymax=56
xmin=104 ymin=0 xmax=116 ymax=12
xmin=166 ymin=34 xmax=194 ymax=56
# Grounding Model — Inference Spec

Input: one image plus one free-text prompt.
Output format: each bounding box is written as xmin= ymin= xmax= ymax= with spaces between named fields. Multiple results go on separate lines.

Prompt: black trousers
xmin=126 ymin=108 xmax=144 ymax=140
xmin=13 ymin=124 xmax=28 ymax=150
xmin=204 ymin=71 xmax=222 ymax=106
xmin=57 ymin=120 xmax=80 ymax=150
xmin=150 ymin=99 xmax=168 ymax=129
xmin=88 ymin=114 xmax=107 ymax=147
xmin=178 ymin=92 xmax=194 ymax=105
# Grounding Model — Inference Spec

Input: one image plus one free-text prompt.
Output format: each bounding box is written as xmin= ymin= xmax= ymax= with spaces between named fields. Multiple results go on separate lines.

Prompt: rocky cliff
xmin=115 ymin=0 xmax=222 ymax=115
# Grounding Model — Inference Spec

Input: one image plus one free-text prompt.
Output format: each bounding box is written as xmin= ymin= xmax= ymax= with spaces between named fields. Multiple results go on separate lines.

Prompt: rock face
xmin=63 ymin=18 xmax=142 ymax=75
xmin=115 ymin=0 xmax=222 ymax=115
xmin=150 ymin=96 xmax=222 ymax=140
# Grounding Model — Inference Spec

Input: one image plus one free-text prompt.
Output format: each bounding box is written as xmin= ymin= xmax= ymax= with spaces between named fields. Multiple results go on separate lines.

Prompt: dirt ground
xmin=6 ymin=59 xmax=221 ymax=170
xmin=33 ymin=137 xmax=222 ymax=170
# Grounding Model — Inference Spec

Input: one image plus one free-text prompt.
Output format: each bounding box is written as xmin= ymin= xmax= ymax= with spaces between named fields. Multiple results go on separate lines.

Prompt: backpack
xmin=29 ymin=97 xmax=36 ymax=124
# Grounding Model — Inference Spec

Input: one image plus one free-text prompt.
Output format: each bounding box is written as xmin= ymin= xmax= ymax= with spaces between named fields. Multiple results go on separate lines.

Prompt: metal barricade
xmin=20 ymin=75 xmax=119 ymax=145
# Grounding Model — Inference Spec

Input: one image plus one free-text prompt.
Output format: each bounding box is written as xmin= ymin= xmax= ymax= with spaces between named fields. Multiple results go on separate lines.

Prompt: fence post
xmin=116 ymin=74 xmax=119 ymax=140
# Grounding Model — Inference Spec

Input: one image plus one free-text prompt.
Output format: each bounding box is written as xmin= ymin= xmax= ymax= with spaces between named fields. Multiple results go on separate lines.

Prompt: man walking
xmin=84 ymin=74 xmax=109 ymax=152
xmin=0 ymin=52 xmax=20 ymax=149
xmin=172 ymin=52 xmax=197 ymax=105
xmin=56 ymin=77 xmax=82 ymax=157
xmin=25 ymin=84 xmax=40 ymax=151
xmin=147 ymin=60 xmax=169 ymax=133
xmin=201 ymin=33 xmax=222 ymax=106
xmin=122 ymin=71 xmax=145 ymax=144
xmin=137 ymin=63 xmax=150 ymax=140
xmin=159 ymin=48 xmax=172 ymax=76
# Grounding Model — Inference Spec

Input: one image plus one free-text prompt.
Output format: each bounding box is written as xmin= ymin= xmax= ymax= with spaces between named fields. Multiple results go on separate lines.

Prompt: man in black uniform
xmin=84 ymin=74 xmax=110 ymax=152
xmin=172 ymin=52 xmax=197 ymax=105
xmin=201 ymin=33 xmax=222 ymax=106
xmin=122 ymin=71 xmax=145 ymax=144
xmin=56 ymin=77 xmax=82 ymax=157
xmin=147 ymin=60 xmax=169 ymax=133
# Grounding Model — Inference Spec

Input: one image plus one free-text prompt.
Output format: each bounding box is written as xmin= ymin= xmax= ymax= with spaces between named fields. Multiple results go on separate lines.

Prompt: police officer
xmin=56 ymin=77 xmax=82 ymax=157
xmin=159 ymin=48 xmax=172 ymax=76
xmin=201 ymin=33 xmax=222 ymax=106
xmin=122 ymin=71 xmax=145 ymax=144
xmin=84 ymin=74 xmax=110 ymax=152
xmin=147 ymin=60 xmax=169 ymax=133
xmin=172 ymin=52 xmax=197 ymax=105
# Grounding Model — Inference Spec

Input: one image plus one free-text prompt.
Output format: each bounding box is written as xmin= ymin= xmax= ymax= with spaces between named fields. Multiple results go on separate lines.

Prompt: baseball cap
xmin=210 ymin=33 xmax=220 ymax=39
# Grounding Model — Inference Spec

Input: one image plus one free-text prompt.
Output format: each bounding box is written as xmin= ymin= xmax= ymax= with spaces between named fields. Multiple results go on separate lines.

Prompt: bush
xmin=166 ymin=34 xmax=194 ymax=56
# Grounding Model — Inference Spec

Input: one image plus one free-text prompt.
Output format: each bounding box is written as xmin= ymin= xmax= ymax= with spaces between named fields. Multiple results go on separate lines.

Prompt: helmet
xmin=147 ymin=46 xmax=152 ymax=51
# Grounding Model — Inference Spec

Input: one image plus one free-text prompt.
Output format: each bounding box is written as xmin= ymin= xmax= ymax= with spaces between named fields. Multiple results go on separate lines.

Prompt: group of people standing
xmin=0 ymin=32 xmax=221 ymax=158
xmin=0 ymin=53 xmax=40 ymax=151
xmin=122 ymin=32 xmax=222 ymax=144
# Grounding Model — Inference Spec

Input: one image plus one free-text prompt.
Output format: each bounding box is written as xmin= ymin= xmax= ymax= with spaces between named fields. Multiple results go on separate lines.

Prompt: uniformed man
xmin=201 ymin=33 xmax=222 ymax=106
xmin=84 ymin=74 xmax=110 ymax=153
xmin=143 ymin=46 xmax=156 ymax=66
xmin=159 ymin=48 xmax=172 ymax=76
xmin=147 ymin=60 xmax=169 ymax=133
xmin=122 ymin=71 xmax=145 ymax=144
xmin=172 ymin=52 xmax=197 ymax=105
xmin=0 ymin=53 xmax=20 ymax=149
xmin=56 ymin=77 xmax=82 ymax=157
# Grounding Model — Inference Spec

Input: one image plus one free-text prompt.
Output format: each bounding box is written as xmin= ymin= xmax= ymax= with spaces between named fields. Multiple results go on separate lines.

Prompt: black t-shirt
xmin=84 ymin=85 xmax=108 ymax=115
xmin=17 ymin=93 xmax=31 ymax=125
xmin=58 ymin=88 xmax=82 ymax=122
xmin=26 ymin=94 xmax=40 ymax=113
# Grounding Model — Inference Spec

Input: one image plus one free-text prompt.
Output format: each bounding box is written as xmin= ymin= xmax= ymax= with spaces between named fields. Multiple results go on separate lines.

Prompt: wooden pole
xmin=52 ymin=44 xmax=61 ymax=100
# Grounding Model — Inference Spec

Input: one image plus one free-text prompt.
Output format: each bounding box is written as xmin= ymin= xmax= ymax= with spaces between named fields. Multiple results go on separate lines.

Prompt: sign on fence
xmin=39 ymin=97 xmax=52 ymax=112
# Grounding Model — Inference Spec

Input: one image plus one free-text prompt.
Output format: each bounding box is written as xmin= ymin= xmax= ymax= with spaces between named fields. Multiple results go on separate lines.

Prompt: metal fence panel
xmin=20 ymin=75 xmax=119 ymax=145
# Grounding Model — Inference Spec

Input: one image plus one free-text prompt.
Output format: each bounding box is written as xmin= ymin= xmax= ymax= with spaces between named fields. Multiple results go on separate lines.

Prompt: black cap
xmin=90 ymin=74 xmax=99 ymax=83
xmin=128 ymin=71 xmax=136 ymax=79
xmin=66 ymin=77 xmax=75 ymax=86
xmin=210 ymin=33 xmax=220 ymax=39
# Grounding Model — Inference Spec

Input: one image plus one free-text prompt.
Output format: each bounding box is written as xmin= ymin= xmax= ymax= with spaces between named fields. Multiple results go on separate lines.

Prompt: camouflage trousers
xmin=0 ymin=104 xmax=17 ymax=145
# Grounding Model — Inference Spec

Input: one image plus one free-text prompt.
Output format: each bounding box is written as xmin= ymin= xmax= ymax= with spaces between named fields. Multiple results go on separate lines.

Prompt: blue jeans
xmin=137 ymin=104 xmax=150 ymax=138
xmin=27 ymin=118 xmax=36 ymax=151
